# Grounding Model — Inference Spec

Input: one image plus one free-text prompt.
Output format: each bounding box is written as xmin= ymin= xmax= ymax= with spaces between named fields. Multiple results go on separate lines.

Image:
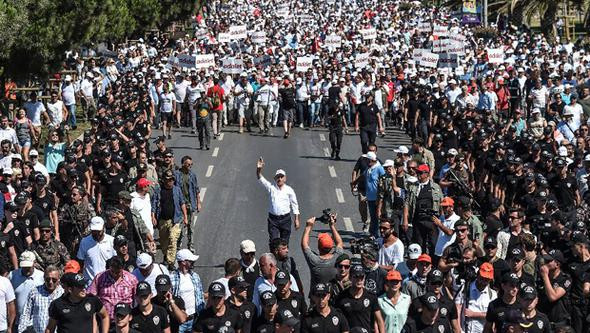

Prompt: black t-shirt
xmin=0 ymin=232 xmax=13 ymax=269
xmin=192 ymin=306 xmax=244 ymax=333
xmin=101 ymin=171 xmax=129 ymax=204
xmin=402 ymin=314 xmax=452 ymax=333
xmin=538 ymin=271 xmax=572 ymax=322
xmin=10 ymin=219 xmax=31 ymax=255
xmin=122 ymin=254 xmax=137 ymax=272
xmin=251 ymin=314 xmax=275 ymax=333
xmin=328 ymin=86 xmax=341 ymax=103
xmin=364 ymin=267 xmax=387 ymax=296
xmin=18 ymin=211 xmax=39 ymax=237
xmin=550 ymin=175 xmax=578 ymax=209
xmin=152 ymin=296 xmax=185 ymax=333
xmin=160 ymin=187 xmax=175 ymax=220
xmin=353 ymin=157 xmax=371 ymax=194
xmin=276 ymin=290 xmax=307 ymax=319
xmin=226 ymin=299 xmax=256 ymax=333
xmin=357 ymin=103 xmax=379 ymax=128
xmin=524 ymin=311 xmax=552 ymax=333
xmin=33 ymin=191 xmax=56 ymax=220
xmin=301 ymin=307 xmax=350 ymax=333
xmin=130 ymin=304 xmax=170 ymax=333
xmin=48 ymin=294 xmax=104 ymax=333
xmin=486 ymin=298 xmax=521 ymax=329
xmin=567 ymin=259 xmax=590 ymax=300
xmin=334 ymin=288 xmax=378 ymax=330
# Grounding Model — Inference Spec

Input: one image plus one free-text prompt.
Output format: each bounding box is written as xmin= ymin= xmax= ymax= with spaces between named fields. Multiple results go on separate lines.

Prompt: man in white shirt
xmin=132 ymin=252 xmax=170 ymax=297
xmin=252 ymin=253 xmax=299 ymax=314
xmin=159 ymin=84 xmax=176 ymax=139
xmin=79 ymin=72 xmax=96 ymax=121
xmin=445 ymin=79 xmax=462 ymax=104
xmin=0 ymin=116 xmax=19 ymax=148
xmin=529 ymin=80 xmax=549 ymax=112
xmin=23 ymin=91 xmax=45 ymax=146
xmin=76 ymin=216 xmax=116 ymax=282
xmin=455 ymin=262 xmax=497 ymax=333
xmin=434 ymin=197 xmax=460 ymax=258
xmin=0 ymin=274 xmax=15 ymax=333
xmin=46 ymin=92 xmax=68 ymax=128
xmin=377 ymin=219 xmax=404 ymax=270
xmin=131 ymin=178 xmax=154 ymax=236
xmin=29 ymin=149 xmax=49 ymax=180
xmin=170 ymin=249 xmax=205 ymax=331
xmin=564 ymin=94 xmax=584 ymax=128
xmin=174 ymin=73 xmax=189 ymax=128
xmin=256 ymin=158 xmax=300 ymax=244
xmin=61 ymin=75 xmax=78 ymax=128
xmin=9 ymin=251 xmax=44 ymax=321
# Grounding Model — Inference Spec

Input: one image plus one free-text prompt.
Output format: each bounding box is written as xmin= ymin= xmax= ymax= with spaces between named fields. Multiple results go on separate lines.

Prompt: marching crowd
xmin=1 ymin=0 xmax=590 ymax=332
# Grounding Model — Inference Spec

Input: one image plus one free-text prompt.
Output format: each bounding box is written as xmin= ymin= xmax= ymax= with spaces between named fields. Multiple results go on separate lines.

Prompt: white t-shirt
xmin=378 ymin=238 xmax=404 ymax=267
xmin=76 ymin=234 xmax=116 ymax=282
xmin=174 ymin=80 xmax=190 ymax=103
xmin=179 ymin=273 xmax=197 ymax=315
xmin=0 ymin=275 xmax=15 ymax=330
xmin=23 ymin=101 xmax=46 ymax=126
xmin=62 ymin=84 xmax=76 ymax=106
xmin=80 ymin=79 xmax=94 ymax=98
xmin=130 ymin=192 xmax=153 ymax=236
xmin=0 ymin=128 xmax=18 ymax=146
xmin=132 ymin=264 xmax=169 ymax=297
xmin=47 ymin=100 xmax=65 ymax=127
xmin=434 ymin=213 xmax=460 ymax=256
xmin=160 ymin=92 xmax=175 ymax=113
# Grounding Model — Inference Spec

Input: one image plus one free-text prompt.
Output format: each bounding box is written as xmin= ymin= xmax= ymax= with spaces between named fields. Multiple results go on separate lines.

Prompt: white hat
xmin=275 ymin=169 xmax=286 ymax=176
xmin=383 ymin=159 xmax=394 ymax=167
xmin=3 ymin=168 xmax=12 ymax=175
xmin=517 ymin=67 xmax=525 ymax=73
xmin=240 ymin=239 xmax=256 ymax=253
xmin=408 ymin=243 xmax=422 ymax=260
xmin=29 ymin=149 xmax=39 ymax=156
xmin=176 ymin=249 xmax=199 ymax=262
xmin=447 ymin=148 xmax=459 ymax=156
xmin=448 ymin=79 xmax=457 ymax=84
xmin=136 ymin=252 xmax=153 ymax=269
xmin=563 ymin=108 xmax=574 ymax=117
xmin=565 ymin=84 xmax=572 ymax=89
xmin=89 ymin=216 xmax=105 ymax=231
xmin=531 ymin=108 xmax=541 ymax=114
xmin=585 ymin=154 xmax=590 ymax=162
xmin=362 ymin=151 xmax=377 ymax=161
xmin=64 ymin=75 xmax=72 ymax=82
xmin=558 ymin=146 xmax=568 ymax=157
xmin=394 ymin=146 xmax=409 ymax=154
xmin=11 ymin=154 xmax=22 ymax=160
xmin=19 ymin=251 xmax=36 ymax=268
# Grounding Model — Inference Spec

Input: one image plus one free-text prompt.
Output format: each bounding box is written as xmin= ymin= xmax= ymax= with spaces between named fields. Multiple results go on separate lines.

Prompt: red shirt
xmin=206 ymin=85 xmax=225 ymax=111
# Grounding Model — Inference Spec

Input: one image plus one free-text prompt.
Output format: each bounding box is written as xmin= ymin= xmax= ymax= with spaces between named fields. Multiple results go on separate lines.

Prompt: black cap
xmin=335 ymin=253 xmax=350 ymax=266
xmin=39 ymin=219 xmax=52 ymax=229
xmin=5 ymin=201 xmax=18 ymax=212
xmin=351 ymin=265 xmax=365 ymax=278
xmin=114 ymin=303 xmax=132 ymax=317
xmin=502 ymin=309 xmax=533 ymax=329
xmin=154 ymin=136 xmax=166 ymax=143
xmin=484 ymin=235 xmax=497 ymax=249
xmin=501 ymin=272 xmax=520 ymax=285
xmin=136 ymin=281 xmax=152 ymax=297
xmin=274 ymin=270 xmax=290 ymax=286
xmin=519 ymin=284 xmax=537 ymax=300
xmin=311 ymin=283 xmax=330 ymax=296
xmin=114 ymin=235 xmax=128 ymax=247
xmin=137 ymin=162 xmax=148 ymax=171
xmin=163 ymin=170 xmax=174 ymax=180
xmin=419 ymin=292 xmax=440 ymax=311
xmin=34 ymin=173 xmax=47 ymax=185
xmin=572 ymin=232 xmax=590 ymax=245
xmin=454 ymin=219 xmax=469 ymax=228
xmin=163 ymin=149 xmax=174 ymax=157
xmin=208 ymin=282 xmax=226 ymax=298
xmin=276 ymin=308 xmax=300 ymax=327
xmin=155 ymin=274 xmax=171 ymax=292
xmin=427 ymin=269 xmax=444 ymax=284
xmin=228 ymin=276 xmax=249 ymax=290
xmin=14 ymin=192 xmax=29 ymax=206
xmin=509 ymin=247 xmax=525 ymax=261
xmin=118 ymin=190 xmax=133 ymax=200
xmin=543 ymin=249 xmax=566 ymax=264
xmin=70 ymin=274 xmax=86 ymax=288
xmin=260 ymin=290 xmax=277 ymax=306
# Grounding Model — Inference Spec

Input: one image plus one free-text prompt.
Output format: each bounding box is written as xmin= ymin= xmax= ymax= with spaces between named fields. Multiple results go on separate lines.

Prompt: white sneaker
xmin=299 ymin=123 xmax=304 ymax=129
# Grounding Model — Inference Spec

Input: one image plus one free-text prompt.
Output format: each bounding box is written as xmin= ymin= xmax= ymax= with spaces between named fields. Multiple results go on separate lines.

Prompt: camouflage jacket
xmin=58 ymin=201 xmax=96 ymax=236
xmin=33 ymin=239 xmax=70 ymax=270
xmin=377 ymin=174 xmax=395 ymax=215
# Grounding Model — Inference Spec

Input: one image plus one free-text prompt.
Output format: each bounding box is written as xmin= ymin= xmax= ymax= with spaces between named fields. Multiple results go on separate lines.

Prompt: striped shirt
xmin=17 ymin=285 xmax=64 ymax=333
xmin=87 ymin=270 xmax=138 ymax=319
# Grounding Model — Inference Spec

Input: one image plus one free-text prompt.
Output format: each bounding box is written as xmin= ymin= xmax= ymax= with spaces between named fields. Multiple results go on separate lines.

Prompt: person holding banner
xmin=355 ymin=91 xmax=384 ymax=154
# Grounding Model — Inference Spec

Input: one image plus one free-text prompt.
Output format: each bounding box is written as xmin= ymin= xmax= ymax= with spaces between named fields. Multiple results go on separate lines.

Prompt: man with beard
xmin=76 ymin=216 xmax=116 ymax=282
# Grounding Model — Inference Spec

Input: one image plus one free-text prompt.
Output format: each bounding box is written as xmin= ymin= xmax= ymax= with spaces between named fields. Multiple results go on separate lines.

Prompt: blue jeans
xmin=368 ymin=200 xmax=379 ymax=238
xmin=296 ymin=101 xmax=307 ymax=125
xmin=179 ymin=318 xmax=194 ymax=333
xmin=67 ymin=104 xmax=77 ymax=127
xmin=310 ymin=102 xmax=321 ymax=125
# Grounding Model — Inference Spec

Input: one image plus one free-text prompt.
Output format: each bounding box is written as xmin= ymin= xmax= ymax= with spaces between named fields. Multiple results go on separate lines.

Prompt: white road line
xmin=212 ymin=147 xmax=219 ymax=157
xmin=328 ymin=166 xmax=337 ymax=178
xmin=343 ymin=217 xmax=354 ymax=232
xmin=200 ymin=188 xmax=207 ymax=202
xmin=206 ymin=165 xmax=214 ymax=177
xmin=319 ymin=133 xmax=326 ymax=141
xmin=323 ymin=147 xmax=330 ymax=157
xmin=219 ymin=133 xmax=224 ymax=141
xmin=335 ymin=188 xmax=345 ymax=203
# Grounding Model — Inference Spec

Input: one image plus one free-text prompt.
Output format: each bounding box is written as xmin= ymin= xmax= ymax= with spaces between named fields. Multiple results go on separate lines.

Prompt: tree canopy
xmin=0 ymin=0 xmax=198 ymax=78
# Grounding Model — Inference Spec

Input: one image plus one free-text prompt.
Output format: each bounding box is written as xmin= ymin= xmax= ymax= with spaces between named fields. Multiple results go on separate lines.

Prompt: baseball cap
xmin=417 ymin=254 xmax=432 ymax=264
xmin=260 ymin=290 xmax=277 ymax=306
xmin=70 ymin=274 xmax=87 ymax=288
xmin=19 ymin=251 xmax=36 ymax=268
xmin=351 ymin=265 xmax=365 ymax=277
xmin=136 ymin=281 xmax=152 ymax=297
xmin=420 ymin=292 xmax=440 ymax=311
xmin=114 ymin=235 xmax=128 ymax=247
xmin=311 ymin=282 xmax=330 ymax=296
xmin=155 ymin=274 xmax=172 ymax=292
xmin=383 ymin=159 xmax=394 ymax=168
xmin=408 ymin=243 xmax=422 ymax=260
xmin=274 ymin=270 xmax=290 ymax=286
xmin=362 ymin=151 xmax=377 ymax=161
xmin=208 ymin=282 xmax=226 ymax=298
xmin=427 ymin=269 xmax=444 ymax=284
xmin=137 ymin=178 xmax=151 ymax=188
xmin=176 ymin=249 xmax=199 ymax=262
xmin=318 ymin=233 xmax=334 ymax=250
xmin=335 ymin=253 xmax=350 ymax=266
xmin=118 ymin=191 xmax=133 ymax=200
xmin=39 ymin=219 xmax=52 ymax=229
xmin=136 ymin=252 xmax=153 ymax=269
xmin=509 ymin=247 xmax=525 ymax=261
xmin=394 ymin=146 xmax=409 ymax=154
xmin=543 ymin=249 xmax=565 ymax=264
xmin=484 ymin=235 xmax=497 ymax=249
xmin=441 ymin=197 xmax=454 ymax=207
xmin=29 ymin=149 xmax=39 ymax=157
xmin=64 ymin=260 xmax=81 ymax=274
xmin=89 ymin=216 xmax=105 ymax=231
xmin=447 ymin=148 xmax=458 ymax=156
xmin=501 ymin=272 xmax=520 ymax=285
xmin=386 ymin=270 xmax=402 ymax=281
xmin=479 ymin=262 xmax=494 ymax=280
xmin=115 ymin=303 xmax=132 ymax=317
xmin=137 ymin=162 xmax=148 ymax=171
xmin=240 ymin=240 xmax=256 ymax=253
xmin=275 ymin=169 xmax=286 ymax=176
xmin=416 ymin=164 xmax=430 ymax=173
xmin=276 ymin=309 xmax=300 ymax=327
xmin=519 ymin=284 xmax=538 ymax=300
xmin=503 ymin=309 xmax=533 ymax=329
xmin=228 ymin=276 xmax=249 ymax=290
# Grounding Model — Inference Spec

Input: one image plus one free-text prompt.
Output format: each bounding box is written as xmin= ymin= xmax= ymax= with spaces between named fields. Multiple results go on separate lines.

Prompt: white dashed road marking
xmin=218 ymin=133 xmax=224 ymax=141
xmin=212 ymin=147 xmax=219 ymax=157
xmin=335 ymin=188 xmax=345 ymax=203
xmin=200 ymin=188 xmax=207 ymax=201
xmin=206 ymin=165 xmax=214 ymax=178
xmin=319 ymin=133 xmax=326 ymax=141
xmin=323 ymin=147 xmax=330 ymax=157
xmin=328 ymin=166 xmax=337 ymax=178
xmin=343 ymin=217 xmax=354 ymax=232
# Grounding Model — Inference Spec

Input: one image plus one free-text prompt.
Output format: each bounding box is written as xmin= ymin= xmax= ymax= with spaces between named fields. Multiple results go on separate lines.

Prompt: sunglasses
xmin=337 ymin=264 xmax=350 ymax=269
xmin=456 ymin=228 xmax=468 ymax=233
xmin=45 ymin=277 xmax=58 ymax=283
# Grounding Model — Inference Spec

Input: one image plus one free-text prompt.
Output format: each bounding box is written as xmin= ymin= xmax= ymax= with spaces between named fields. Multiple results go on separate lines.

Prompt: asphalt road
xmin=158 ymin=123 xmax=411 ymax=292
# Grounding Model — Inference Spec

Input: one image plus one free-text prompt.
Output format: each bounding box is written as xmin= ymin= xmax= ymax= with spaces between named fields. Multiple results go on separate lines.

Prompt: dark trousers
xmin=267 ymin=213 xmax=292 ymax=244
xmin=368 ymin=200 xmax=379 ymax=238
xmin=412 ymin=218 xmax=438 ymax=255
xmin=329 ymin=128 xmax=343 ymax=156
xmin=359 ymin=127 xmax=376 ymax=154
xmin=571 ymin=304 xmax=588 ymax=333
xmin=197 ymin=116 xmax=211 ymax=148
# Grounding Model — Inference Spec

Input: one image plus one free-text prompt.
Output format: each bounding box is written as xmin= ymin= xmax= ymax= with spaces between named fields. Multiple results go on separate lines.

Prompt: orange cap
xmin=479 ymin=262 xmax=494 ymax=280
xmin=417 ymin=254 xmax=432 ymax=264
xmin=64 ymin=260 xmax=81 ymax=274
xmin=318 ymin=233 xmax=334 ymax=250
xmin=386 ymin=270 xmax=402 ymax=281
xmin=441 ymin=197 xmax=454 ymax=207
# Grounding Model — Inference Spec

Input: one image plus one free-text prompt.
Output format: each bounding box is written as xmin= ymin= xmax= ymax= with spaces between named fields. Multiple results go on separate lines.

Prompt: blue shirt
xmin=44 ymin=142 xmax=65 ymax=174
xmin=365 ymin=163 xmax=385 ymax=201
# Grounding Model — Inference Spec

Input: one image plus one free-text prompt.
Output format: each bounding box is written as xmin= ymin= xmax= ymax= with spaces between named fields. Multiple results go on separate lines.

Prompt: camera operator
xmin=433 ymin=197 xmax=460 ymax=265
xmin=377 ymin=219 xmax=404 ymax=271
xmin=496 ymin=207 xmax=531 ymax=260
xmin=403 ymin=164 xmax=443 ymax=255
xmin=455 ymin=262 xmax=497 ymax=333
xmin=439 ymin=219 xmax=484 ymax=273
xmin=301 ymin=214 xmax=344 ymax=287
xmin=361 ymin=247 xmax=387 ymax=296
xmin=402 ymin=254 xmax=432 ymax=300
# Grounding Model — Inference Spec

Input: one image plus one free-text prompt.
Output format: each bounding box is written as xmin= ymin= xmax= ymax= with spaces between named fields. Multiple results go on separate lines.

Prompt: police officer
xmin=226 ymin=276 xmax=256 ymax=333
xmin=33 ymin=218 xmax=70 ymax=271
xmin=152 ymin=274 xmax=187 ymax=333
xmin=402 ymin=292 xmax=452 ymax=333
xmin=484 ymin=273 xmax=522 ymax=332
xmin=335 ymin=265 xmax=385 ymax=332
xmin=538 ymin=249 xmax=572 ymax=327
xmin=327 ymin=103 xmax=346 ymax=160
xmin=252 ymin=290 xmax=279 ymax=332
xmin=130 ymin=281 xmax=171 ymax=333
xmin=301 ymin=283 xmax=350 ymax=333
xmin=519 ymin=285 xmax=552 ymax=333
xmin=193 ymin=282 xmax=244 ymax=333
xmin=58 ymin=185 xmax=95 ymax=254
xmin=568 ymin=235 xmax=590 ymax=333
xmin=114 ymin=303 xmax=142 ymax=333
xmin=274 ymin=269 xmax=306 ymax=327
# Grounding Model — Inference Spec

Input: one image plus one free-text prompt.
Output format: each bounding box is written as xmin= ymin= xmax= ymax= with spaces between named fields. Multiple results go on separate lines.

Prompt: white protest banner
xmin=446 ymin=41 xmax=465 ymax=55
xmin=176 ymin=54 xmax=196 ymax=68
xmin=296 ymin=56 xmax=313 ymax=72
xmin=355 ymin=52 xmax=370 ymax=69
xmin=438 ymin=54 xmax=458 ymax=68
xmin=360 ymin=28 xmax=377 ymax=40
xmin=325 ymin=34 xmax=342 ymax=48
xmin=194 ymin=54 xmax=216 ymax=69
xmin=432 ymin=40 xmax=443 ymax=53
xmin=486 ymin=48 xmax=504 ymax=64
xmin=229 ymin=25 xmax=247 ymax=40
xmin=420 ymin=51 xmax=439 ymax=68
xmin=455 ymin=66 xmax=465 ymax=76
xmin=251 ymin=31 xmax=266 ymax=44
xmin=449 ymin=34 xmax=466 ymax=43
xmin=218 ymin=33 xmax=231 ymax=43
xmin=418 ymin=22 xmax=431 ymax=33
xmin=433 ymin=24 xmax=448 ymax=37
xmin=300 ymin=14 xmax=314 ymax=23
xmin=222 ymin=58 xmax=244 ymax=74
xmin=413 ymin=48 xmax=427 ymax=64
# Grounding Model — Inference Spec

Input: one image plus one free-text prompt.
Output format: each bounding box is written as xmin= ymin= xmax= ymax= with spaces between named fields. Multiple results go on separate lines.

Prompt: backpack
xmin=210 ymin=87 xmax=221 ymax=109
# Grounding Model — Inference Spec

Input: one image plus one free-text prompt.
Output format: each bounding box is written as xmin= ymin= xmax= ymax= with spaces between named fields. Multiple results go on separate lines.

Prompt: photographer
xmin=455 ymin=262 xmax=497 ymax=333
xmin=301 ymin=214 xmax=344 ymax=287
xmin=361 ymin=247 xmax=387 ymax=296
xmin=439 ymin=220 xmax=484 ymax=273
xmin=377 ymin=219 xmax=404 ymax=271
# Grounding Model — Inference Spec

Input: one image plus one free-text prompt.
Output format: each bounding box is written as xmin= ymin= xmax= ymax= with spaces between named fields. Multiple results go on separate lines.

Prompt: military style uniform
xmin=34 ymin=238 xmax=70 ymax=271
xmin=377 ymin=173 xmax=395 ymax=220
xmin=58 ymin=201 xmax=95 ymax=255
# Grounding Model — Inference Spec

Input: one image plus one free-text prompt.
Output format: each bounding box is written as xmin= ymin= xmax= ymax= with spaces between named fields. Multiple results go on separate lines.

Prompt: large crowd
xmin=1 ymin=0 xmax=590 ymax=332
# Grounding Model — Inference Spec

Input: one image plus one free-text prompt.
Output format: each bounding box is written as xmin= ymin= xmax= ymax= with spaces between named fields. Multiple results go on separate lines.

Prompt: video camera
xmin=350 ymin=236 xmax=379 ymax=256
xmin=315 ymin=208 xmax=333 ymax=224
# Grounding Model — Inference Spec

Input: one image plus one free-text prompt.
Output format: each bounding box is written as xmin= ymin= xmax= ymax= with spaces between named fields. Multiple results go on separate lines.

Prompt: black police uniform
xmin=334 ymin=288 xmax=379 ymax=331
xmin=301 ymin=306 xmax=349 ymax=333
xmin=192 ymin=306 xmax=244 ymax=333
xmin=130 ymin=304 xmax=170 ymax=333
xmin=226 ymin=299 xmax=256 ymax=333
xmin=276 ymin=290 xmax=307 ymax=320
xmin=486 ymin=298 xmax=522 ymax=330
xmin=364 ymin=266 xmax=387 ymax=296
xmin=356 ymin=101 xmax=380 ymax=154
xmin=402 ymin=314 xmax=452 ymax=333
xmin=327 ymin=107 xmax=344 ymax=159
xmin=567 ymin=258 xmax=590 ymax=333
xmin=523 ymin=311 xmax=552 ymax=333
xmin=538 ymin=271 xmax=572 ymax=325
xmin=152 ymin=295 xmax=185 ymax=333
xmin=48 ymin=294 xmax=104 ymax=333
